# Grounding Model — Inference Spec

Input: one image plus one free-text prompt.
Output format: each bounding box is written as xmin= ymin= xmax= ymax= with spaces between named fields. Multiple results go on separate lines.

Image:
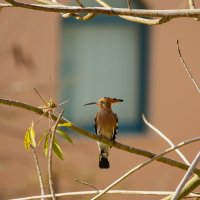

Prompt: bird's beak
xmin=83 ymin=102 xmax=97 ymax=106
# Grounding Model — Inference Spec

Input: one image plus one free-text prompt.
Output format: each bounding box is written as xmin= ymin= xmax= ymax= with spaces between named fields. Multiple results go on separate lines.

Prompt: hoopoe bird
xmin=83 ymin=97 xmax=123 ymax=169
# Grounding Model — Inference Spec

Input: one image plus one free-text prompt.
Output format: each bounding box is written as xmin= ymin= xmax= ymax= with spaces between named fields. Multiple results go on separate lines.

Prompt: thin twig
xmin=74 ymin=178 xmax=99 ymax=191
xmin=188 ymin=0 xmax=200 ymax=20
xmin=0 ymin=98 xmax=200 ymax=175
xmin=189 ymin=0 xmax=196 ymax=9
xmin=162 ymin=175 xmax=200 ymax=200
xmin=35 ymin=0 xmax=73 ymax=19
xmin=48 ymin=110 xmax=64 ymax=200
xmin=0 ymin=3 xmax=13 ymax=7
xmin=31 ymin=147 xmax=45 ymax=200
xmin=58 ymin=100 xmax=69 ymax=106
xmin=3 ymin=0 xmax=200 ymax=21
xmin=8 ymin=190 xmax=200 ymax=200
xmin=95 ymin=0 xmax=169 ymax=25
xmin=91 ymin=137 xmax=200 ymax=200
xmin=177 ymin=40 xmax=200 ymax=93
xmin=75 ymin=0 xmax=84 ymax=7
xmin=63 ymin=0 xmax=96 ymax=21
xmin=34 ymin=0 xmax=59 ymax=5
xmin=34 ymin=88 xmax=48 ymax=106
xmin=51 ymin=0 xmax=58 ymax=3
xmin=74 ymin=13 xmax=96 ymax=21
xmin=142 ymin=114 xmax=190 ymax=165
xmin=127 ymin=0 xmax=131 ymax=10
xmin=172 ymin=151 xmax=200 ymax=200
xmin=0 ymin=1 xmax=165 ymax=24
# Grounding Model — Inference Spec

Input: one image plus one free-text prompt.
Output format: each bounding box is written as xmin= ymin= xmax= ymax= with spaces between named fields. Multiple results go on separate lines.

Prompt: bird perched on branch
xmin=83 ymin=97 xmax=123 ymax=169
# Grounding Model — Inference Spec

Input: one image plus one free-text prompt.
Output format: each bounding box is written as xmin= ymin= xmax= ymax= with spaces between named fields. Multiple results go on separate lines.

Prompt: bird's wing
xmin=112 ymin=113 xmax=118 ymax=141
xmin=94 ymin=115 xmax=97 ymax=135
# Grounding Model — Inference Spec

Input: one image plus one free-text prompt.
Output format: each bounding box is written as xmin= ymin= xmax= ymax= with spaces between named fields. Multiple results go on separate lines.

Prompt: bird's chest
xmin=96 ymin=111 xmax=116 ymax=138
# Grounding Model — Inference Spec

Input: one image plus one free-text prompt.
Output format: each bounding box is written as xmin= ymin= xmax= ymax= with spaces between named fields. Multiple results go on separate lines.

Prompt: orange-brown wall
xmin=0 ymin=1 xmax=200 ymax=199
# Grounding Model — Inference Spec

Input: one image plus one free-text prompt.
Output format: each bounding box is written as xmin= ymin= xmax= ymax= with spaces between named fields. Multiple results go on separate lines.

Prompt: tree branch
xmin=8 ymin=190 xmax=200 ymax=200
xmin=0 ymin=98 xmax=200 ymax=175
xmin=95 ymin=0 xmax=169 ymax=25
xmin=162 ymin=175 xmax=200 ymax=200
xmin=74 ymin=178 xmax=99 ymax=191
xmin=177 ymin=40 xmax=200 ymax=93
xmin=142 ymin=114 xmax=190 ymax=165
xmin=0 ymin=3 xmax=13 ymax=7
xmin=31 ymin=147 xmax=45 ymax=200
xmin=2 ymin=0 xmax=200 ymax=25
xmin=172 ymin=152 xmax=200 ymax=200
xmin=48 ymin=110 xmax=64 ymax=200
xmin=189 ymin=0 xmax=196 ymax=9
xmin=91 ymin=138 xmax=200 ymax=200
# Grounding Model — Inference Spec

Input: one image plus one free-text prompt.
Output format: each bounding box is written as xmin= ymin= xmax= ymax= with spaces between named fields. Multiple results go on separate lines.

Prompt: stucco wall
xmin=0 ymin=1 xmax=200 ymax=199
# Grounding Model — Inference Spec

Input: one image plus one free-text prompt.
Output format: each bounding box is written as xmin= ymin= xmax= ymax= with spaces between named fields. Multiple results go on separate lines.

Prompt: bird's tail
xmin=99 ymin=153 xmax=110 ymax=169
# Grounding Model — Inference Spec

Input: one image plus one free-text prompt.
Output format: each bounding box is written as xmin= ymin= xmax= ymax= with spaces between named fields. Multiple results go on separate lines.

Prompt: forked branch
xmin=172 ymin=152 xmax=200 ymax=200
xmin=91 ymin=137 xmax=200 ymax=200
xmin=1 ymin=0 xmax=200 ymax=25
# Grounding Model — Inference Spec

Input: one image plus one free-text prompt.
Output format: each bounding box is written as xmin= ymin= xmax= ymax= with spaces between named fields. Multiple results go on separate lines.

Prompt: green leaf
xmin=38 ymin=131 xmax=47 ymax=146
xmin=56 ymin=129 xmax=73 ymax=144
xmin=29 ymin=127 xmax=36 ymax=148
xmin=58 ymin=122 xmax=72 ymax=127
xmin=44 ymin=133 xmax=49 ymax=157
xmin=24 ymin=126 xmax=36 ymax=151
xmin=24 ymin=129 xmax=30 ymax=151
xmin=53 ymin=139 xmax=63 ymax=160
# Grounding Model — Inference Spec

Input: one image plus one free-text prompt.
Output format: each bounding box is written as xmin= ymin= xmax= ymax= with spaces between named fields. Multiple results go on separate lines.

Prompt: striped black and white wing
xmin=112 ymin=113 xmax=118 ymax=141
xmin=94 ymin=115 xmax=97 ymax=135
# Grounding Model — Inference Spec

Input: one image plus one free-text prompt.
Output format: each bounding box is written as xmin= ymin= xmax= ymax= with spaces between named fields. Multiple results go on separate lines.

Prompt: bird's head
xmin=83 ymin=97 xmax=123 ymax=109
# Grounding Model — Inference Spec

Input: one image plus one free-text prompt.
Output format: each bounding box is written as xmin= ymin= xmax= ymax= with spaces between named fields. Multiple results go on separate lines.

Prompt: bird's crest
xmin=100 ymin=97 xmax=123 ymax=104
xmin=83 ymin=97 xmax=123 ymax=107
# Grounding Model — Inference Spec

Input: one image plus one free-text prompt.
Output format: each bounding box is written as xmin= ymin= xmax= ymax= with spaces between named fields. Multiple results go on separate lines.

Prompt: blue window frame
xmin=59 ymin=1 xmax=149 ymax=133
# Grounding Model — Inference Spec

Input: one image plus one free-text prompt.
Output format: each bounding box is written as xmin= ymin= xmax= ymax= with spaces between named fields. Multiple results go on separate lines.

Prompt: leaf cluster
xmin=24 ymin=123 xmax=73 ymax=160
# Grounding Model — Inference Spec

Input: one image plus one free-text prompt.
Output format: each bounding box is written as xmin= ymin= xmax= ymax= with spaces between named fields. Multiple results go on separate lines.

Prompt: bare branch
xmin=95 ymin=0 xmax=170 ymax=25
xmin=91 ymin=137 xmax=200 ymax=200
xmin=35 ymin=0 xmax=96 ymax=21
xmin=127 ymin=0 xmax=131 ymax=10
xmin=2 ymin=0 xmax=200 ymax=25
xmin=172 ymin=152 xmax=200 ymax=200
xmin=35 ymin=0 xmax=71 ymax=18
xmin=34 ymin=0 xmax=58 ymax=5
xmin=188 ymin=0 xmax=200 ymax=20
xmin=142 ymin=114 xmax=190 ymax=165
xmin=8 ymin=190 xmax=200 ymax=200
xmin=162 ymin=175 xmax=200 ymax=200
xmin=50 ymin=0 xmax=58 ymax=3
xmin=75 ymin=0 xmax=84 ymax=7
xmin=189 ymin=0 xmax=196 ymax=9
xmin=0 ymin=3 xmax=13 ymax=8
xmin=31 ymin=147 xmax=45 ymax=200
xmin=34 ymin=88 xmax=48 ymax=106
xmin=48 ymin=110 xmax=64 ymax=200
xmin=177 ymin=40 xmax=200 ymax=93
xmin=118 ymin=16 xmax=170 ymax=25
xmin=75 ymin=13 xmax=96 ymax=21
xmin=0 ymin=98 xmax=200 ymax=175
xmin=74 ymin=179 xmax=99 ymax=191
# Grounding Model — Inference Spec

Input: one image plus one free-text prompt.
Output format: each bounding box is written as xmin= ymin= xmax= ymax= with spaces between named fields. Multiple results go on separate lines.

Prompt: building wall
xmin=0 ymin=1 xmax=200 ymax=199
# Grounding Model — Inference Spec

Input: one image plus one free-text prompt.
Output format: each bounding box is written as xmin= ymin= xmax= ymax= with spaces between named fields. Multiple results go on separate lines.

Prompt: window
xmin=59 ymin=1 xmax=149 ymax=132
